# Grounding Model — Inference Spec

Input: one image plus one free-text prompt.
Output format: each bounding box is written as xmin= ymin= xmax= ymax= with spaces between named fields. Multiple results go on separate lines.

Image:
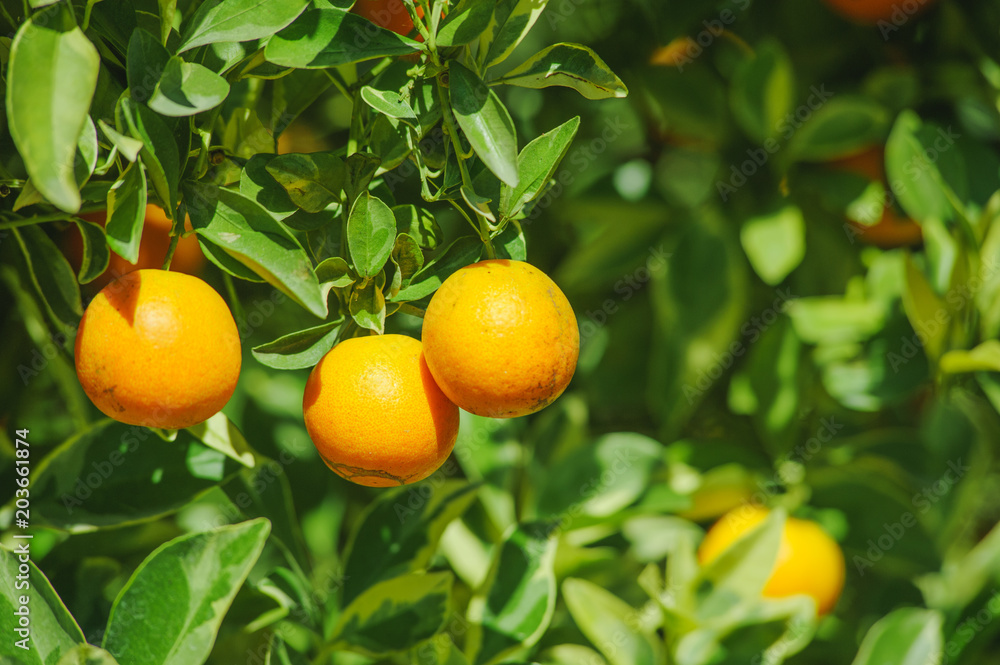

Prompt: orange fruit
xmin=829 ymin=147 xmax=923 ymax=249
xmin=352 ymin=0 xmax=423 ymax=36
xmin=303 ymin=334 xmax=459 ymax=487
xmin=422 ymin=259 xmax=579 ymax=418
xmin=68 ymin=204 xmax=204 ymax=288
xmin=698 ymin=507 xmax=846 ymax=615
xmin=75 ymin=270 xmax=241 ymax=430
xmin=822 ymin=0 xmax=936 ymax=24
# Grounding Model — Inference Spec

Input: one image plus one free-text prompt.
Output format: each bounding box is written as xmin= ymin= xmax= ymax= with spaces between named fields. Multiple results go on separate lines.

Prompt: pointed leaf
xmin=501 ymin=116 xmax=579 ymax=217
xmin=392 ymin=236 xmax=483 ymax=302
xmin=348 ymin=193 xmax=397 ymax=277
xmin=850 ymin=608 xmax=942 ymax=665
xmin=437 ymin=0 xmax=495 ymax=47
xmin=6 ymin=4 xmax=100 ymax=212
xmin=449 ymin=61 xmax=519 ymax=187
xmin=562 ymin=578 xmax=661 ymax=665
xmin=361 ymin=86 xmax=418 ymax=123
xmin=12 ymin=226 xmax=82 ymax=328
xmin=266 ymin=152 xmax=346 ymax=213
xmin=105 ymin=161 xmax=148 ymax=264
xmin=71 ymin=218 xmax=111 ymax=284
xmin=497 ymin=43 xmax=628 ymax=100
xmin=252 ymin=320 xmax=344 ymax=370
xmin=103 ymin=520 xmax=271 ymax=665
xmin=179 ymin=0 xmax=309 ymax=52
xmin=119 ymin=98 xmax=180 ymax=216
xmin=149 ymin=57 xmax=231 ymax=117
xmin=349 ymin=274 xmax=387 ymax=333
xmin=480 ymin=0 xmax=550 ymax=71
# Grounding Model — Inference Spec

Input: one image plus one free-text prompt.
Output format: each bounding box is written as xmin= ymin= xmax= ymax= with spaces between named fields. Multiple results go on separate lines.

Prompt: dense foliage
xmin=3 ymin=0 xmax=1000 ymax=664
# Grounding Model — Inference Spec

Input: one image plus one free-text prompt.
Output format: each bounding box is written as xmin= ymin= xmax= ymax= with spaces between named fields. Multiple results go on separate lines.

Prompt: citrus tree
xmin=3 ymin=0 xmax=1000 ymax=664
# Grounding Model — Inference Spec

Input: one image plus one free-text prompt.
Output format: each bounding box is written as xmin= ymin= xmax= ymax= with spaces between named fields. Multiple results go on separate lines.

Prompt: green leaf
xmin=739 ymin=204 xmax=806 ymax=285
xmin=392 ymin=236 xmax=483 ymax=302
xmin=127 ymin=29 xmax=169 ymax=103
xmin=342 ymin=481 xmax=478 ymax=605
xmin=361 ymin=85 xmax=418 ymax=124
xmin=186 ymin=412 xmax=257 ymax=468
xmin=901 ymin=254 xmax=947 ymax=363
xmin=265 ymin=8 xmax=422 ymax=68
xmin=393 ymin=204 xmax=443 ymax=249
xmin=12 ymin=226 xmax=83 ymax=328
xmin=56 ymin=645 xmax=121 ymax=665
xmin=390 ymin=233 xmax=424 ymax=294
xmin=788 ymin=95 xmax=890 ymax=162
xmin=436 ymin=0 xmax=495 ymax=47
xmin=698 ymin=509 xmax=786 ymax=598
xmin=468 ymin=523 xmax=557 ymax=665
xmin=332 ymin=572 xmax=454 ymax=656
xmin=103 ymin=519 xmax=271 ymax=665
xmin=940 ymin=340 xmax=1000 ymax=373
xmin=179 ymin=0 xmax=309 ymax=52
xmin=119 ymin=98 xmax=181 ymax=216
xmin=0 ymin=547 xmax=85 ymax=665
xmin=449 ymin=61 xmax=519 ymax=187
xmin=729 ymin=39 xmax=794 ymax=144
xmin=494 ymin=220 xmax=526 ymax=261
xmin=29 ymin=420 xmax=246 ymax=531
xmin=850 ymin=608 xmax=942 ymax=665
xmin=71 ymin=218 xmax=111 ymax=284
xmin=266 ymin=152 xmax=346 ymax=213
xmin=185 ymin=183 xmax=328 ymax=317
xmin=480 ymin=0 xmax=550 ymax=71
xmin=497 ymin=43 xmax=628 ymax=100
xmin=501 ymin=116 xmax=579 ymax=218
xmin=6 ymin=3 xmax=100 ymax=212
xmin=349 ymin=273 xmax=387 ymax=333
xmin=251 ymin=320 xmax=343 ymax=370
xmin=535 ymin=433 xmax=662 ymax=520
xmin=562 ymin=578 xmax=661 ymax=665
xmin=241 ymin=154 xmax=298 ymax=219
xmin=317 ymin=255 xmax=356 ymax=293
xmin=885 ymin=111 xmax=964 ymax=224
xmin=149 ymin=56 xmax=231 ymax=117
xmin=348 ymin=192 xmax=397 ymax=277
xmin=105 ymin=160 xmax=148 ymax=264
xmin=98 ymin=120 xmax=144 ymax=162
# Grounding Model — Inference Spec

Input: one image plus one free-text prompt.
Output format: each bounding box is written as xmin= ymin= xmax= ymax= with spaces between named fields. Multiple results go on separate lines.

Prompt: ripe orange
xmin=698 ymin=507 xmax=846 ymax=615
xmin=303 ymin=334 xmax=459 ymax=487
xmin=829 ymin=147 xmax=923 ymax=249
xmin=75 ymin=270 xmax=241 ymax=430
xmin=422 ymin=259 xmax=579 ymax=419
xmin=68 ymin=205 xmax=204 ymax=288
xmin=822 ymin=0 xmax=936 ymax=24
xmin=352 ymin=0 xmax=423 ymax=36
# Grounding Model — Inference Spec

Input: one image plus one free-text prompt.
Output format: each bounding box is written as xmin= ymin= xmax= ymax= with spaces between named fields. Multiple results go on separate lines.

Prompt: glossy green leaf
xmin=901 ymin=254 xmax=947 ymax=363
xmin=103 ymin=519 xmax=271 ymax=665
xmin=332 ymin=572 xmax=454 ymax=656
xmin=241 ymin=154 xmax=298 ymax=219
xmin=56 ymin=645 xmax=120 ymax=665
xmin=850 ymin=608 xmax=942 ymax=665
xmin=885 ymin=111 xmax=964 ymax=224
xmin=501 ymin=116 xmax=579 ymax=218
xmin=0 ymin=547 xmax=85 ymax=665
xmin=119 ymin=98 xmax=180 ymax=217
xmin=361 ymin=86 xmax=417 ymax=123
xmin=6 ymin=3 xmax=100 ymax=212
xmin=494 ymin=220 xmax=527 ymax=261
xmin=729 ymin=39 xmax=794 ymax=144
xmin=98 ymin=120 xmax=144 ymax=163
xmin=185 ymin=412 xmax=257 ymax=468
xmin=105 ymin=160 xmax=148 ymax=264
xmin=392 ymin=236 xmax=483 ymax=302
xmin=266 ymin=152 xmax=346 ymax=213
xmin=29 ymin=419 xmax=245 ymax=531
xmin=149 ymin=57 xmax=231 ymax=117
xmin=788 ymin=95 xmax=890 ymax=162
xmin=349 ymin=273 xmax=387 ymax=333
xmin=497 ymin=43 xmax=628 ymax=100
xmin=436 ymin=0 xmax=495 ymax=47
xmin=468 ymin=523 xmax=557 ymax=665
xmin=265 ymin=8 xmax=422 ymax=68
xmin=179 ymin=0 xmax=309 ymax=52
xmin=562 ymin=578 xmax=661 ymax=665
xmin=393 ymin=205 xmax=443 ymax=249
xmin=740 ymin=205 xmax=805 ymax=285
xmin=12 ymin=226 xmax=83 ymax=328
xmin=342 ymin=481 xmax=479 ymax=605
xmin=697 ymin=509 xmax=785 ymax=598
xmin=251 ymin=320 xmax=343 ymax=370
xmin=71 ymin=218 xmax=111 ymax=284
xmin=348 ymin=192 xmax=397 ymax=277
xmin=390 ymin=233 xmax=423 ymax=294
xmin=480 ymin=0 xmax=550 ymax=71
xmin=185 ymin=183 xmax=328 ymax=317
xmin=126 ymin=29 xmax=169 ymax=103
xmin=449 ymin=61 xmax=519 ymax=187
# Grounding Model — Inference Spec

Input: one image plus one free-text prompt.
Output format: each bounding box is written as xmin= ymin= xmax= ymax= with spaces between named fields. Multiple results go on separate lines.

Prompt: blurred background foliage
xmin=4 ymin=0 xmax=1000 ymax=664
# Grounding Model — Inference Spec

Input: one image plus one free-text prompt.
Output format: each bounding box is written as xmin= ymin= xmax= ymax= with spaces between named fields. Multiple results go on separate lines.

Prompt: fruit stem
xmin=161 ymin=234 xmax=179 ymax=271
